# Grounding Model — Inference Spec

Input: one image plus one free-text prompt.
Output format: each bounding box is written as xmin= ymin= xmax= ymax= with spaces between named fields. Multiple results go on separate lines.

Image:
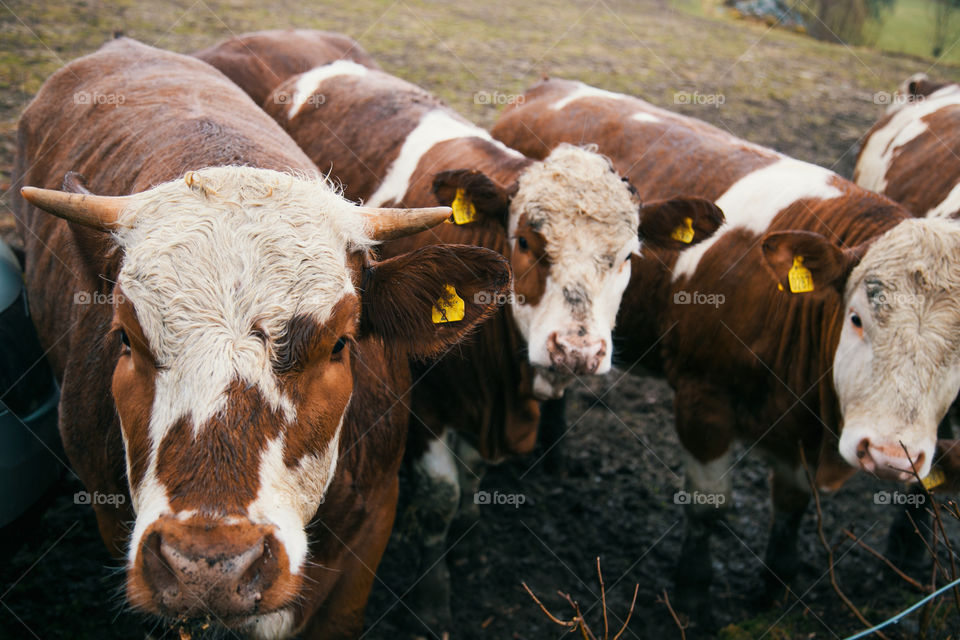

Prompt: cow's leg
xmin=538 ymin=392 xmax=567 ymax=474
xmin=450 ymin=435 xmax=486 ymax=538
xmin=672 ymin=382 xmax=735 ymax=630
xmin=761 ymin=465 xmax=810 ymax=601
xmin=404 ymin=430 xmax=460 ymax=631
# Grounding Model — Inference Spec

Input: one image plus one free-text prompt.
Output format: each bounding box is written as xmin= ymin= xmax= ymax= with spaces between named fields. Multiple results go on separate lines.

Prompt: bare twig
xmin=612 ymin=584 xmax=639 ymax=640
xmin=799 ymin=448 xmax=888 ymax=640
xmin=656 ymin=589 xmax=688 ymax=640
xmin=901 ymin=441 xmax=960 ymax=616
xmin=840 ymin=528 xmax=928 ymax=592
xmin=522 ymin=559 xmax=639 ymax=640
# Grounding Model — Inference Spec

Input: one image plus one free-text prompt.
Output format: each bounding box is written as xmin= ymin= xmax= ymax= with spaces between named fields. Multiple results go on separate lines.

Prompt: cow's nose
xmin=139 ymin=524 xmax=280 ymax=618
xmin=546 ymin=330 xmax=607 ymax=375
xmin=857 ymin=437 xmax=927 ymax=482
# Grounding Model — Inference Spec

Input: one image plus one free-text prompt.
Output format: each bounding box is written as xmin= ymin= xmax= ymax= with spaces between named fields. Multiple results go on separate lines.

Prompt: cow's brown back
xmin=194 ymin=30 xmax=380 ymax=106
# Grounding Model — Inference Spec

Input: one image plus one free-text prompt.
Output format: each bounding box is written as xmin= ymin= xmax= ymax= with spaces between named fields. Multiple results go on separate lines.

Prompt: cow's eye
xmin=517 ymin=236 xmax=529 ymax=251
xmin=331 ymin=336 xmax=348 ymax=357
xmin=119 ymin=329 xmax=131 ymax=351
xmin=850 ymin=313 xmax=862 ymax=328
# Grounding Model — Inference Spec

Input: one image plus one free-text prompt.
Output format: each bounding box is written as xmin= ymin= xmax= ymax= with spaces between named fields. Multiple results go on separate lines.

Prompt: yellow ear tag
xmin=431 ymin=284 xmax=465 ymax=324
xmin=788 ymin=256 xmax=814 ymax=293
xmin=922 ymin=467 xmax=946 ymax=490
xmin=451 ymin=188 xmax=477 ymax=225
xmin=670 ymin=217 xmax=695 ymax=244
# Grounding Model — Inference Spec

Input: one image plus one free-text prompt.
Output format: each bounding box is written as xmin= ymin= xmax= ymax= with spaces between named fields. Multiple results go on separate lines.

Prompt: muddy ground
xmin=3 ymin=0 xmax=960 ymax=638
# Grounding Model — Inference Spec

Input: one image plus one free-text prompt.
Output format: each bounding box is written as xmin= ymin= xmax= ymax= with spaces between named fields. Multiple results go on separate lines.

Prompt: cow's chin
xmin=232 ymin=607 xmax=298 ymax=639
xmin=533 ymin=369 xmax=572 ymax=400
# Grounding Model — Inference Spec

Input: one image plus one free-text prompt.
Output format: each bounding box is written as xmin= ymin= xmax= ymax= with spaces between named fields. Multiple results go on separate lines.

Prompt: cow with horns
xmin=14 ymin=38 xmax=510 ymax=639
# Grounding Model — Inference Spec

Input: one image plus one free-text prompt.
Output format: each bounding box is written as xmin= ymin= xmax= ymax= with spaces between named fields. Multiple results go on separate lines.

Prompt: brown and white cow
xmin=493 ymin=78 xmax=960 ymax=624
xmin=855 ymin=73 xmax=960 ymax=219
xmin=199 ymin=33 xmax=710 ymax=630
xmin=14 ymin=38 xmax=509 ymax=639
xmin=193 ymin=29 xmax=379 ymax=106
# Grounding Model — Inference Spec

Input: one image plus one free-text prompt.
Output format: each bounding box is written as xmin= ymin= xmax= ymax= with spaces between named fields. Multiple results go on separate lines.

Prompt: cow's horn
xmin=357 ymin=206 xmax=453 ymax=242
xmin=20 ymin=186 xmax=132 ymax=231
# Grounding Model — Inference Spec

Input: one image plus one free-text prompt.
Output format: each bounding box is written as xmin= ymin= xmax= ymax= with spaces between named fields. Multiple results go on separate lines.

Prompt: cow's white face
xmin=507 ymin=144 xmax=640 ymax=399
xmin=109 ymin=167 xmax=372 ymax=630
xmin=836 ymin=218 xmax=960 ymax=481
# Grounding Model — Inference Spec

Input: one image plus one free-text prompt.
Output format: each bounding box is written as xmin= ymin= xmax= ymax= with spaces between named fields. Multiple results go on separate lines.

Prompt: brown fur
xmin=193 ymin=29 xmax=380 ymax=106
xmin=855 ymin=82 xmax=960 ymax=219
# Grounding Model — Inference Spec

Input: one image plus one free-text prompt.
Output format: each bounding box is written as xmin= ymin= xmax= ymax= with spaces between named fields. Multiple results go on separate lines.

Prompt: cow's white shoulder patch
xmin=673 ymin=158 xmax=844 ymax=280
xmin=287 ymin=60 xmax=368 ymax=119
xmin=856 ymin=84 xmax=960 ymax=192
xmin=366 ymin=109 xmax=521 ymax=206
xmin=550 ymin=83 xmax=628 ymax=111
xmin=927 ymin=181 xmax=960 ymax=218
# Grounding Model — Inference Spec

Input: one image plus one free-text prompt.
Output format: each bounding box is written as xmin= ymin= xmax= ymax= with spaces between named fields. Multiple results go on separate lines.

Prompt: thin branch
xmin=656 ymin=589 xmax=688 ymax=640
xmin=840 ymin=528 xmax=928 ymax=592
xmin=612 ymin=584 xmax=639 ymax=640
xmin=800 ymin=447 xmax=888 ymax=640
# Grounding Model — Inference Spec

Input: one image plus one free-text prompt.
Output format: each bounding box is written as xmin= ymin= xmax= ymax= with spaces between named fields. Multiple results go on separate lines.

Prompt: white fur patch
xmin=243 ymin=608 xmax=297 ymax=640
xmin=550 ymin=83 xmax=627 ymax=111
xmin=926 ymin=180 xmax=960 ymax=218
xmin=682 ymin=449 xmax=733 ymax=500
xmin=287 ymin=60 xmax=368 ymax=119
xmin=366 ymin=110 xmax=521 ymax=207
xmin=672 ymin=158 xmax=844 ymax=280
xmin=415 ymin=434 xmax=458 ymax=487
xmin=246 ymin=406 xmax=347 ymax=575
xmin=856 ymin=84 xmax=960 ymax=193
xmin=631 ymin=111 xmax=661 ymax=123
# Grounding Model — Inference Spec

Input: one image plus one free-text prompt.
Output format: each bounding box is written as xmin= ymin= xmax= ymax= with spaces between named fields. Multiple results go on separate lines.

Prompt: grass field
xmin=3 ymin=1 xmax=960 ymax=639
xmin=874 ymin=0 xmax=960 ymax=65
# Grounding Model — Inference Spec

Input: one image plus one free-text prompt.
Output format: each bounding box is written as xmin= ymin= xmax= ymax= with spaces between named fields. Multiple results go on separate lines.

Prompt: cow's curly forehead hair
xmin=510 ymin=143 xmax=640 ymax=263
xmin=112 ymin=166 xmax=374 ymax=425
xmin=848 ymin=217 xmax=960 ymax=314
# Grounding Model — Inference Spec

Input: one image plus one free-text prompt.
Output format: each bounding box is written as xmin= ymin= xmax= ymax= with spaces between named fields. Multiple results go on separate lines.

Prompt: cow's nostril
xmin=913 ymin=451 xmax=925 ymax=471
xmin=857 ymin=438 xmax=870 ymax=459
xmin=142 ymin=532 xmax=179 ymax=597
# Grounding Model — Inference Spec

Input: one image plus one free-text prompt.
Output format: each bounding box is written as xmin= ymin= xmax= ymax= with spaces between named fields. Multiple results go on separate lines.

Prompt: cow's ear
xmin=639 ymin=196 xmax=724 ymax=251
xmin=360 ymin=244 xmax=512 ymax=359
xmin=761 ymin=231 xmax=864 ymax=295
xmin=432 ymin=169 xmax=510 ymax=228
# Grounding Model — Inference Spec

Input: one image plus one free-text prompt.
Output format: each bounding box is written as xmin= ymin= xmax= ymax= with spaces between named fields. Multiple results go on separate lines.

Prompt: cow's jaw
xmin=834 ymin=219 xmax=960 ymax=482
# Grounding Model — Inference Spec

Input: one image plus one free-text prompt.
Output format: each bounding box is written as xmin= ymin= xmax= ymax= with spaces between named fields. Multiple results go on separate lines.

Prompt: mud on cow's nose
xmin=856 ymin=437 xmax=928 ymax=482
xmin=136 ymin=517 xmax=289 ymax=619
xmin=546 ymin=329 xmax=607 ymax=375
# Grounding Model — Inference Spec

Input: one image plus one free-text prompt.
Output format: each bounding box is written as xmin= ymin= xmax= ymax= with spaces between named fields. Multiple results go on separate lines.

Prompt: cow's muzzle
xmin=132 ymin=517 xmax=293 ymax=620
xmin=546 ymin=330 xmax=607 ymax=375
xmin=856 ymin=437 xmax=928 ymax=482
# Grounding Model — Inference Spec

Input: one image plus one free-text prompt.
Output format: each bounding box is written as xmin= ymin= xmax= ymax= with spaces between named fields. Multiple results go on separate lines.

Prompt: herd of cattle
xmin=10 ymin=28 xmax=960 ymax=639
